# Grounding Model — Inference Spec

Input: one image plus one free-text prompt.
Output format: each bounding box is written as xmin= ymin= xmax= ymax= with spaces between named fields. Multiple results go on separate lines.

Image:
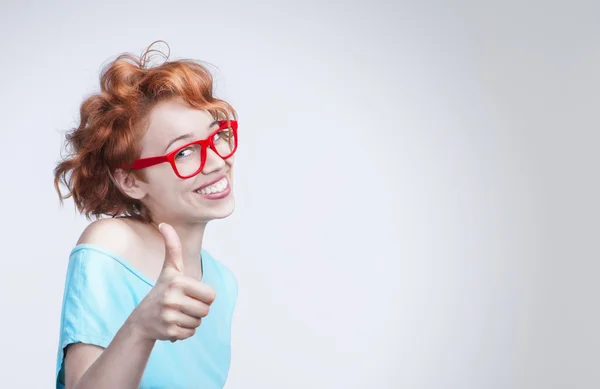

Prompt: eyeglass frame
xmin=125 ymin=119 xmax=238 ymax=179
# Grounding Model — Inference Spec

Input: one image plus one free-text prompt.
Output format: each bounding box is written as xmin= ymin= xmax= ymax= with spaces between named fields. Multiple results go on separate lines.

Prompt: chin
xmin=200 ymin=195 xmax=236 ymax=222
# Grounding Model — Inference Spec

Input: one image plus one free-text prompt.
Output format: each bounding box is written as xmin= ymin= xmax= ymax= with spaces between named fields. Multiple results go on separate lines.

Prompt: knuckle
xmin=160 ymin=292 xmax=172 ymax=306
xmin=160 ymin=310 xmax=175 ymax=324
xmin=166 ymin=325 xmax=180 ymax=339
xmin=168 ymin=277 xmax=184 ymax=290
xmin=161 ymin=294 xmax=180 ymax=310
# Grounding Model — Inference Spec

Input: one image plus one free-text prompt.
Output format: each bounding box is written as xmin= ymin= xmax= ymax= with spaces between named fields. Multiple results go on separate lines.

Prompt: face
xmin=118 ymin=98 xmax=236 ymax=225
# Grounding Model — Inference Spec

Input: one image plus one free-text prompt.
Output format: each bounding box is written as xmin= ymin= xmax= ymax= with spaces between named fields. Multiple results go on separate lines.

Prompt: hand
xmin=129 ymin=223 xmax=216 ymax=342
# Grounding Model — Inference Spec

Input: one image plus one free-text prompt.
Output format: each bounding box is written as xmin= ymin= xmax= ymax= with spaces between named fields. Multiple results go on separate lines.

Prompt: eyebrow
xmin=163 ymin=120 xmax=219 ymax=153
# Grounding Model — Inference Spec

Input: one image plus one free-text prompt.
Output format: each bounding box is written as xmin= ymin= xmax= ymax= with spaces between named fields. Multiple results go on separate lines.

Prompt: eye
xmin=175 ymin=147 xmax=194 ymax=160
xmin=213 ymin=128 xmax=231 ymax=143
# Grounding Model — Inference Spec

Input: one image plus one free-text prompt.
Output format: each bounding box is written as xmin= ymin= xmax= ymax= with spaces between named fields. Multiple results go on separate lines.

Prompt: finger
xmin=179 ymin=278 xmax=216 ymax=305
xmin=169 ymin=310 xmax=203 ymax=329
xmin=158 ymin=223 xmax=184 ymax=273
xmin=168 ymin=326 xmax=196 ymax=342
xmin=178 ymin=295 xmax=210 ymax=319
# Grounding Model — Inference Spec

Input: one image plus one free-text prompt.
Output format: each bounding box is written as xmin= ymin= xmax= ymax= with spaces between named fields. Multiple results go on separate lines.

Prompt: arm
xmin=61 ymin=221 xmax=213 ymax=389
xmin=64 ymin=218 xmax=155 ymax=388
xmin=65 ymin=319 xmax=155 ymax=389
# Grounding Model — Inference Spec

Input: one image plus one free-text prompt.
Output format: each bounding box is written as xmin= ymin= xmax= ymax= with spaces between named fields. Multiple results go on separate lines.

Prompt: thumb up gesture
xmin=129 ymin=223 xmax=216 ymax=342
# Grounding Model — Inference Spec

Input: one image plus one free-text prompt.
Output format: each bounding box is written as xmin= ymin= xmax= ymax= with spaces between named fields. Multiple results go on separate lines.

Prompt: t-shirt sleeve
xmin=56 ymin=247 xmax=136 ymax=386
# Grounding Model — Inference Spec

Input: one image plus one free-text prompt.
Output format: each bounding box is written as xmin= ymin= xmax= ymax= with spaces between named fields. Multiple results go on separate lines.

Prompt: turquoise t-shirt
xmin=55 ymin=243 xmax=238 ymax=389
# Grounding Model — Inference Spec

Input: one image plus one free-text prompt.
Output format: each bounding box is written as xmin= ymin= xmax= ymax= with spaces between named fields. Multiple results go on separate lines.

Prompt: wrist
xmin=124 ymin=316 xmax=155 ymax=344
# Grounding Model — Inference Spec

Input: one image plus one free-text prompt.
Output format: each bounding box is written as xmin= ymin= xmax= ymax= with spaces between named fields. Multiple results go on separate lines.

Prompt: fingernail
xmin=158 ymin=223 xmax=164 ymax=231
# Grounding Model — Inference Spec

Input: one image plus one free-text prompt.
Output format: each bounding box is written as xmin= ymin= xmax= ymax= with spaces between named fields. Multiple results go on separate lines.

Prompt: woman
xmin=53 ymin=41 xmax=239 ymax=389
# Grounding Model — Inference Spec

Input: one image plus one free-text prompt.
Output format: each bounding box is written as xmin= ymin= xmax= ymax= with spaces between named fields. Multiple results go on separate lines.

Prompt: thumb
xmin=158 ymin=223 xmax=184 ymax=273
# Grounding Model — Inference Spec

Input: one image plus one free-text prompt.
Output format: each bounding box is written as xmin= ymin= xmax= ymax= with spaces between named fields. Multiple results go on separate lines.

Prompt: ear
xmin=112 ymin=168 xmax=147 ymax=200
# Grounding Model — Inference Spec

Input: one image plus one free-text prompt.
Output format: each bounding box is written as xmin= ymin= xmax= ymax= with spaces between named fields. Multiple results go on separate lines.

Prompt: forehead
xmin=140 ymin=98 xmax=214 ymax=152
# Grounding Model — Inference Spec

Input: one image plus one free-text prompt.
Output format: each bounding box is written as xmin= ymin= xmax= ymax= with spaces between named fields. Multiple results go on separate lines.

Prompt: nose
xmin=201 ymin=147 xmax=227 ymax=175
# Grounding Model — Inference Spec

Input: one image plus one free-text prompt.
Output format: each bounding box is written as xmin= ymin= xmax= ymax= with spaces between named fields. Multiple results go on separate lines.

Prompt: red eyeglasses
xmin=128 ymin=120 xmax=238 ymax=179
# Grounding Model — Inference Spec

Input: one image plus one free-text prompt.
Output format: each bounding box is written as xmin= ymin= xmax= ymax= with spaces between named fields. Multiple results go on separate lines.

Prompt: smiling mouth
xmin=194 ymin=177 xmax=229 ymax=195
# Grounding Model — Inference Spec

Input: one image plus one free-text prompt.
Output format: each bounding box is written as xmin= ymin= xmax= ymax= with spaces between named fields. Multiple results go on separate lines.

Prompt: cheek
xmin=226 ymin=156 xmax=235 ymax=168
xmin=226 ymin=159 xmax=235 ymax=179
xmin=146 ymin=167 xmax=185 ymax=196
xmin=146 ymin=167 xmax=170 ymax=186
xmin=228 ymin=167 xmax=235 ymax=187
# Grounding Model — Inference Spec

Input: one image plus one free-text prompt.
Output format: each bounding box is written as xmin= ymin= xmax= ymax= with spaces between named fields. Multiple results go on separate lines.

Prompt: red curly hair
xmin=54 ymin=41 xmax=237 ymax=223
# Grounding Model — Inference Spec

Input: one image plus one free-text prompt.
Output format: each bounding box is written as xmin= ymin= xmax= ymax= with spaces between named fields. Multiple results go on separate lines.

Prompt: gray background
xmin=1 ymin=0 xmax=599 ymax=388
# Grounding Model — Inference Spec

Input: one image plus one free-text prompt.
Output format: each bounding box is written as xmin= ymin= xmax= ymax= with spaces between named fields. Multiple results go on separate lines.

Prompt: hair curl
xmin=54 ymin=41 xmax=236 ymax=223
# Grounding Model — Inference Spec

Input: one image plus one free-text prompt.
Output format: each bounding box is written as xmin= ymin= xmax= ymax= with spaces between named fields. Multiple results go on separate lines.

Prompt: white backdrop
xmin=1 ymin=1 xmax=599 ymax=388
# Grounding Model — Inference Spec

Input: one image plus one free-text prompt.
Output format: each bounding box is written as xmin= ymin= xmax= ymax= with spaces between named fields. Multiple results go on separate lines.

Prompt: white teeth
xmin=195 ymin=177 xmax=228 ymax=195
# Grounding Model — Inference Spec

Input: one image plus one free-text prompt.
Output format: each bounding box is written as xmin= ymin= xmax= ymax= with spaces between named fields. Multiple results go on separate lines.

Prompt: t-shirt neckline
xmin=70 ymin=243 xmax=207 ymax=287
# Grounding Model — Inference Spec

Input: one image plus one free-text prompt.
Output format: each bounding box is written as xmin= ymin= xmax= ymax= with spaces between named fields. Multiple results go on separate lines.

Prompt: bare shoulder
xmin=76 ymin=217 xmax=142 ymax=255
